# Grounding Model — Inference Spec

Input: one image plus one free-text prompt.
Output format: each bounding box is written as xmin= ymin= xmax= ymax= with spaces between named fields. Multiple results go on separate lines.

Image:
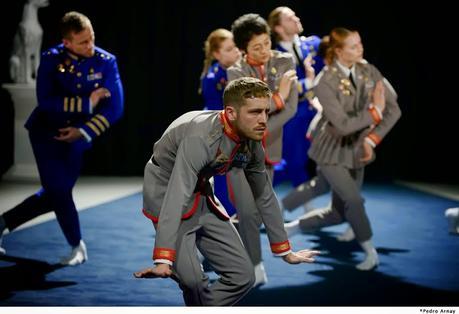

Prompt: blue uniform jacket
xmin=201 ymin=61 xmax=227 ymax=110
xmin=275 ymin=35 xmax=324 ymax=100
xmin=26 ymin=44 xmax=124 ymax=141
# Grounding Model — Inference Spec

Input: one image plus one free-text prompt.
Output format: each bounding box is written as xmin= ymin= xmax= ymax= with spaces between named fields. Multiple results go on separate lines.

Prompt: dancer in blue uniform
xmin=0 ymin=11 xmax=124 ymax=265
xmin=268 ymin=6 xmax=324 ymax=186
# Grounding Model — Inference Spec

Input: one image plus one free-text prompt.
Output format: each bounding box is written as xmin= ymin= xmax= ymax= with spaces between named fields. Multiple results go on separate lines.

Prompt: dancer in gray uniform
xmin=134 ymin=77 xmax=319 ymax=306
xmin=226 ymin=13 xmax=298 ymax=286
xmin=285 ymin=28 xmax=401 ymax=271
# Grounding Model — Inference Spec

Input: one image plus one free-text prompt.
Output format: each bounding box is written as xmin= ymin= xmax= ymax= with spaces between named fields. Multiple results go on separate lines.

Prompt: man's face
xmin=63 ymin=26 xmax=95 ymax=58
xmin=246 ymin=33 xmax=271 ymax=64
xmin=279 ymin=8 xmax=303 ymax=36
xmin=228 ymin=97 xmax=269 ymax=141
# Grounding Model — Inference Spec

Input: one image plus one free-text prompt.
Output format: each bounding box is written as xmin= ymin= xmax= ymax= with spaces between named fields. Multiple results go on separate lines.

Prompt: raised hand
xmin=90 ymin=87 xmax=111 ymax=108
xmin=360 ymin=140 xmax=374 ymax=162
xmin=278 ymin=69 xmax=298 ymax=100
xmin=372 ymin=80 xmax=385 ymax=113
xmin=303 ymin=55 xmax=315 ymax=81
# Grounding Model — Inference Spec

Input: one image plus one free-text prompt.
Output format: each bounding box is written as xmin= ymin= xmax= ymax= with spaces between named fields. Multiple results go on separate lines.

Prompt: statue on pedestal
xmin=9 ymin=0 xmax=49 ymax=84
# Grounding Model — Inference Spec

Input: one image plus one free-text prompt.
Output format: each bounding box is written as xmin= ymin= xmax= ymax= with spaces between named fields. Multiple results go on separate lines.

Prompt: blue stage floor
xmin=1 ymin=182 xmax=458 ymax=306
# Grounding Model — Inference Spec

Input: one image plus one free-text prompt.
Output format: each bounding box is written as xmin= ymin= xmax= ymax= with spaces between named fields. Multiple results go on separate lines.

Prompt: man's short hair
xmin=223 ymin=77 xmax=272 ymax=109
xmin=60 ymin=11 xmax=92 ymax=39
xmin=231 ymin=13 xmax=270 ymax=52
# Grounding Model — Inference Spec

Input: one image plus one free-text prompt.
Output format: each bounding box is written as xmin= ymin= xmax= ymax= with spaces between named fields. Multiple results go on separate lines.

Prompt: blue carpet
xmin=1 ymin=183 xmax=458 ymax=306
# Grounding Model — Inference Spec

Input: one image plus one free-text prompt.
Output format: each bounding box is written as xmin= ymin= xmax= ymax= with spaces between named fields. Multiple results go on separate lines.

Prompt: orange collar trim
xmin=219 ymin=111 xmax=241 ymax=143
xmin=246 ymin=55 xmax=264 ymax=67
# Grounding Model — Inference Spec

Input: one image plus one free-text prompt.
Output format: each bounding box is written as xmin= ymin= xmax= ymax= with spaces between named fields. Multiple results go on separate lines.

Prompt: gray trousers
xmin=298 ymin=165 xmax=372 ymax=242
xmin=163 ymin=197 xmax=255 ymax=306
xmin=227 ymin=166 xmax=274 ymax=266
xmin=282 ymin=167 xmax=330 ymax=211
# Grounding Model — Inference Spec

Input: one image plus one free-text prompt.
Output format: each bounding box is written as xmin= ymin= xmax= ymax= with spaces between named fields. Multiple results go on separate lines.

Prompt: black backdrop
xmin=1 ymin=0 xmax=456 ymax=183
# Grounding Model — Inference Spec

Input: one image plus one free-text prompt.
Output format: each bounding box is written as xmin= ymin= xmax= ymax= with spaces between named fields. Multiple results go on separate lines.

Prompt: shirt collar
xmin=336 ymin=60 xmax=356 ymax=78
xmin=219 ymin=111 xmax=241 ymax=143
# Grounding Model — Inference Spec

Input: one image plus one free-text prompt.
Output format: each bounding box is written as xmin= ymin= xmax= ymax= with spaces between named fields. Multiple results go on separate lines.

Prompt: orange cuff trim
xmin=270 ymin=240 xmax=291 ymax=254
xmin=367 ymin=133 xmax=382 ymax=146
xmin=272 ymin=92 xmax=285 ymax=111
xmin=368 ymin=107 xmax=382 ymax=124
xmin=153 ymin=248 xmax=176 ymax=262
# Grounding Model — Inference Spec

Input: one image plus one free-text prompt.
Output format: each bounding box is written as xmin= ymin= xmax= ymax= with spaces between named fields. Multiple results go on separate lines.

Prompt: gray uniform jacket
xmin=143 ymin=110 xmax=291 ymax=263
xmin=309 ymin=61 xmax=402 ymax=169
xmin=227 ymin=51 xmax=298 ymax=164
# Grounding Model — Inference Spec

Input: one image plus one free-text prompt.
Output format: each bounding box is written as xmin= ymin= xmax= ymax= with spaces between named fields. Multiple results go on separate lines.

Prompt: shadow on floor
xmin=0 ymin=254 xmax=76 ymax=301
xmin=239 ymin=231 xmax=457 ymax=306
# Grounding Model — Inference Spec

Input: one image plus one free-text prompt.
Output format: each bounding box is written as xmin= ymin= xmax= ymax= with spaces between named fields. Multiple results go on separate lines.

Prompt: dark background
xmin=0 ymin=0 xmax=456 ymax=183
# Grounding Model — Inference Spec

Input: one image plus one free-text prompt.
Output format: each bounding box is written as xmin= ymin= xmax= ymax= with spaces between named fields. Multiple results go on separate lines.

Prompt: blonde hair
xmin=60 ymin=11 xmax=92 ymax=40
xmin=200 ymin=28 xmax=233 ymax=79
xmin=268 ymin=6 xmax=288 ymax=44
xmin=223 ymin=77 xmax=272 ymax=109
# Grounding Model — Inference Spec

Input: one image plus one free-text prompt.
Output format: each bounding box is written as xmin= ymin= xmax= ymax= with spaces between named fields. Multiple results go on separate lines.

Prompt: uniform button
xmin=77 ymin=72 xmax=82 ymax=77
xmin=77 ymin=84 xmax=82 ymax=89
xmin=94 ymin=83 xmax=99 ymax=88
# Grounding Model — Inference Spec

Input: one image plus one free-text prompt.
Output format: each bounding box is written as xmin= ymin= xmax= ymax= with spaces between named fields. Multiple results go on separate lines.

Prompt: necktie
xmin=349 ymin=72 xmax=356 ymax=88
xmin=292 ymin=43 xmax=302 ymax=65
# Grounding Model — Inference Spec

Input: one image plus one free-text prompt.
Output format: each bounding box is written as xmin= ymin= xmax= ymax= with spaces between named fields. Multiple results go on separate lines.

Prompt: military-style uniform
xmin=142 ymin=110 xmax=291 ymax=306
xmin=275 ymin=35 xmax=325 ymax=186
xmin=200 ymin=61 xmax=237 ymax=216
xmin=282 ymin=60 xmax=401 ymax=212
xmin=226 ymin=51 xmax=297 ymax=267
xmin=298 ymin=60 xmax=401 ymax=241
xmin=201 ymin=61 xmax=228 ymax=110
xmin=2 ymin=44 xmax=124 ymax=247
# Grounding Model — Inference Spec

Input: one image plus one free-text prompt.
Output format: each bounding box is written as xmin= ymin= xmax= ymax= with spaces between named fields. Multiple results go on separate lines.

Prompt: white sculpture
xmin=9 ymin=0 xmax=49 ymax=84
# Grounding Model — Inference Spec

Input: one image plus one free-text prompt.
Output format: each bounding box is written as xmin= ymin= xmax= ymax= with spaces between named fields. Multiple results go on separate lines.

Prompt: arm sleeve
xmin=78 ymin=58 xmax=124 ymax=140
xmin=153 ymin=136 xmax=211 ymax=263
xmin=244 ymin=142 xmax=291 ymax=256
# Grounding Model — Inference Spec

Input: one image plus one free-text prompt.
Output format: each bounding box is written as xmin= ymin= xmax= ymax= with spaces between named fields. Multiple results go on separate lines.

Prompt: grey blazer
xmin=227 ymin=51 xmax=298 ymax=164
xmin=143 ymin=110 xmax=291 ymax=263
xmin=309 ymin=61 xmax=401 ymax=169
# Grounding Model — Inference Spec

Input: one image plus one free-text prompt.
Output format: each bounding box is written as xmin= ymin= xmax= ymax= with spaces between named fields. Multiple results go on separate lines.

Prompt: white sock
xmin=284 ymin=220 xmax=301 ymax=237
xmin=253 ymin=262 xmax=268 ymax=287
xmin=337 ymin=225 xmax=355 ymax=242
xmin=356 ymin=239 xmax=379 ymax=271
xmin=60 ymin=240 xmax=88 ymax=266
